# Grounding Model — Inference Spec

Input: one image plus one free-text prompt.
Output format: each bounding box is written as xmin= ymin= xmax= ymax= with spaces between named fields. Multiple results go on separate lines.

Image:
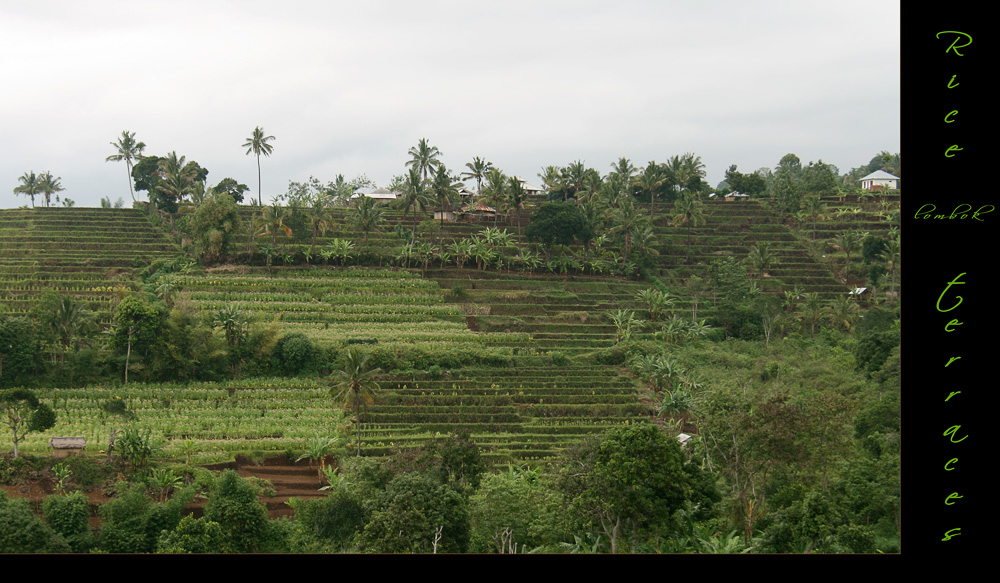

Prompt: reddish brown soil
xmin=1 ymin=454 xmax=332 ymax=528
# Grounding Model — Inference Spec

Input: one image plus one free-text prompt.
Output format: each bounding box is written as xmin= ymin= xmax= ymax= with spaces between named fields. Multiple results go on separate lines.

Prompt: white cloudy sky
xmin=1 ymin=0 xmax=899 ymax=209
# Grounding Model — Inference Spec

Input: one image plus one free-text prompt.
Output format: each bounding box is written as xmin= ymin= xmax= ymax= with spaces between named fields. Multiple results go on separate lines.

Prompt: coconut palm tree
xmin=106 ymin=130 xmax=146 ymax=202
xmin=406 ymin=138 xmax=442 ymax=181
xmin=306 ymin=194 xmax=332 ymax=256
xmin=801 ymin=194 xmax=826 ymax=240
xmin=461 ymin=157 xmax=493 ymax=195
xmin=667 ymin=152 xmax=706 ymax=195
xmin=258 ymin=203 xmax=293 ymax=248
xmin=13 ymin=171 xmax=40 ymax=207
xmin=330 ymin=348 xmax=382 ymax=457
xmin=430 ymin=164 xmax=461 ymax=226
xmin=836 ymin=230 xmax=864 ymax=282
xmin=505 ymin=176 xmax=528 ymax=234
xmin=672 ymin=191 xmax=707 ymax=260
xmin=350 ymin=194 xmax=387 ymax=248
xmin=745 ymin=243 xmax=775 ymax=291
xmin=608 ymin=197 xmax=648 ymax=259
xmin=37 ymin=172 xmax=64 ymax=208
xmin=538 ymin=165 xmax=566 ymax=201
xmin=801 ymin=292 xmax=823 ymax=338
xmin=610 ymin=157 xmax=637 ymax=188
xmin=243 ymin=126 xmax=275 ymax=206
xmin=637 ymin=161 xmax=667 ymax=220
xmin=395 ymin=167 xmax=433 ymax=231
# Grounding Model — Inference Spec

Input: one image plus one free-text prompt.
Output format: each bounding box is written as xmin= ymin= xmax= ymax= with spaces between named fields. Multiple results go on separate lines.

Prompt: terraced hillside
xmin=156 ymin=264 xmax=650 ymax=465
xmin=650 ymin=198 xmax=848 ymax=300
xmin=0 ymin=207 xmax=182 ymax=321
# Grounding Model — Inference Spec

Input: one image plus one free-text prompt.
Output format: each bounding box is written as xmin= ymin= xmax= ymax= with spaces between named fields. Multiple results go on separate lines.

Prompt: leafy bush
xmin=0 ymin=492 xmax=71 ymax=553
xmin=43 ymin=492 xmax=93 ymax=552
xmin=274 ymin=333 xmax=316 ymax=376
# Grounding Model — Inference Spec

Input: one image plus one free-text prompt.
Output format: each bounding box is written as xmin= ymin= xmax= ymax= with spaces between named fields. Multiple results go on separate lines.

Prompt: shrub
xmin=274 ymin=333 xmax=316 ymax=376
xmin=0 ymin=492 xmax=71 ymax=553
xmin=43 ymin=492 xmax=93 ymax=552
xmin=156 ymin=515 xmax=226 ymax=553
xmin=204 ymin=469 xmax=276 ymax=553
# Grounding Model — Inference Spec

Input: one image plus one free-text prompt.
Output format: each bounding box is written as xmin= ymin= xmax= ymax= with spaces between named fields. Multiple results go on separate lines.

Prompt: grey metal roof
xmin=860 ymin=170 xmax=899 ymax=181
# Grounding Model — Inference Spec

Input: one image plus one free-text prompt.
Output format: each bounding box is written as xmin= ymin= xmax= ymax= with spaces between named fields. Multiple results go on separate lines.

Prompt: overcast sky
xmin=1 ymin=0 xmax=899 ymax=209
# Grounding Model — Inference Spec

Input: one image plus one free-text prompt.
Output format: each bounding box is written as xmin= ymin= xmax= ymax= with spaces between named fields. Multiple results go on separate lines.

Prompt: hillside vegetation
xmin=0 ymin=186 xmax=900 ymax=553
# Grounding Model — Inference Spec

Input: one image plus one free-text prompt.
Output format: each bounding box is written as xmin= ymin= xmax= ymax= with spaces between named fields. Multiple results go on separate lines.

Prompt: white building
xmin=859 ymin=170 xmax=899 ymax=191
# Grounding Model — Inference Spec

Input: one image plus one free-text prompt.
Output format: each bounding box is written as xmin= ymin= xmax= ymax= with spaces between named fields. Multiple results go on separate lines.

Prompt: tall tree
xmin=430 ymin=164 xmax=461 ymax=225
xmin=305 ymin=193 xmax=333 ymax=256
xmin=13 ymin=171 xmax=40 ymax=207
xmin=667 ymin=152 xmax=706 ymax=195
xmin=801 ymin=194 xmax=826 ymax=240
xmin=461 ymin=157 xmax=492 ymax=195
xmin=555 ymin=422 xmax=699 ymax=554
xmin=37 ymin=172 xmax=64 ymax=208
xmin=107 ymin=295 xmax=161 ymax=385
xmin=350 ymin=194 xmax=387 ymax=248
xmin=395 ymin=167 xmax=433 ymax=230
xmin=637 ymin=161 xmax=667 ymax=220
xmin=243 ymin=126 xmax=275 ymax=206
xmin=330 ymin=348 xmax=382 ymax=456
xmin=505 ymin=176 xmax=528 ymax=234
xmin=671 ymin=191 xmax=707 ymax=260
xmin=837 ymin=230 xmax=864 ymax=282
xmin=154 ymin=152 xmax=198 ymax=216
xmin=106 ymin=130 xmax=146 ymax=202
xmin=406 ymin=138 xmax=443 ymax=181
xmin=745 ymin=242 xmax=775 ymax=291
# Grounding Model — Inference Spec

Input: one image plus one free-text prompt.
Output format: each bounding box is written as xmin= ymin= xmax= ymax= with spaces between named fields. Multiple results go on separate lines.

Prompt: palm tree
xmin=801 ymin=194 xmax=826 ymax=240
xmin=350 ymin=194 xmax=387 ymax=248
xmin=745 ymin=243 xmax=775 ymax=291
xmin=38 ymin=172 xmax=64 ymax=208
xmin=243 ymin=126 xmax=275 ymax=206
xmin=330 ymin=348 xmax=382 ymax=457
xmin=608 ymin=197 xmax=648 ymax=259
xmin=827 ymin=294 xmax=859 ymax=332
xmin=395 ymin=167 xmax=433 ymax=230
xmin=801 ymin=292 xmax=823 ymax=338
xmin=836 ymin=230 xmax=864 ymax=283
xmin=106 ymin=130 xmax=146 ymax=202
xmin=480 ymin=167 xmax=507 ymax=218
xmin=406 ymin=138 xmax=442 ymax=181
xmin=637 ymin=161 xmax=667 ymax=220
xmin=538 ymin=165 xmax=566 ymax=201
xmin=258 ymin=203 xmax=293 ymax=248
xmin=671 ymin=191 xmax=707 ymax=260
xmin=430 ymin=164 xmax=461 ymax=226
xmin=306 ymin=194 xmax=332 ymax=256
xmin=13 ymin=171 xmax=40 ymax=207
xmin=156 ymin=151 xmax=199 ymax=204
xmin=461 ymin=157 xmax=493 ymax=195
xmin=50 ymin=296 xmax=95 ymax=363
xmin=505 ymin=176 xmax=529 ymax=234
xmin=667 ymin=152 xmax=706 ymax=195
xmin=610 ymin=157 xmax=637 ymax=192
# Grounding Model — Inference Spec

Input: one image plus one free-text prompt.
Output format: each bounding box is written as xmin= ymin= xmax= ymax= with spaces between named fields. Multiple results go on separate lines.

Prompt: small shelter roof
xmin=50 ymin=437 xmax=86 ymax=449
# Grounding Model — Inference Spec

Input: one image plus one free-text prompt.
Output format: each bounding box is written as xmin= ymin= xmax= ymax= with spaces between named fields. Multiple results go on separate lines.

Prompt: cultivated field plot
xmin=172 ymin=265 xmax=536 ymax=353
xmin=0 ymin=207 xmax=182 ymax=321
xmin=19 ymin=364 xmax=647 ymax=465
xmin=651 ymin=198 xmax=847 ymax=299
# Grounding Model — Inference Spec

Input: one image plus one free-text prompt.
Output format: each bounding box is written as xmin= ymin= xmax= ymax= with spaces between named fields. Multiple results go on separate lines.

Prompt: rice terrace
xmin=1 ymin=141 xmax=901 ymax=554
